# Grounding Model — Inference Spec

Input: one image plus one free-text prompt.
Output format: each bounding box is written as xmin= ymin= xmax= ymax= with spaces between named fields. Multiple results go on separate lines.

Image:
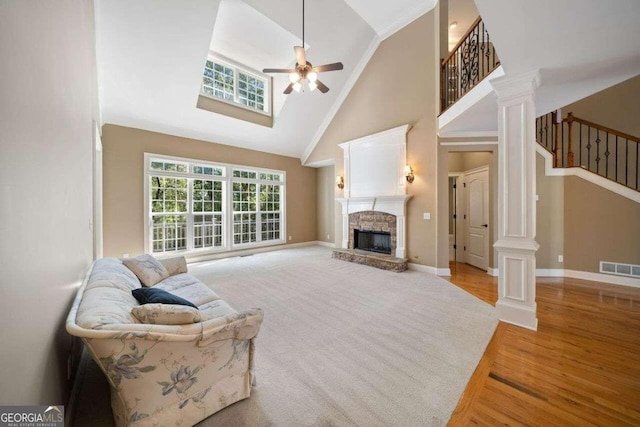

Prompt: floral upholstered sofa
xmin=66 ymin=256 xmax=263 ymax=427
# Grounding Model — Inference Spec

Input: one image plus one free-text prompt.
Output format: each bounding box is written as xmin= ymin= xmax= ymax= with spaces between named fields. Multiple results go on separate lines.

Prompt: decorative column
xmin=490 ymin=71 xmax=540 ymax=331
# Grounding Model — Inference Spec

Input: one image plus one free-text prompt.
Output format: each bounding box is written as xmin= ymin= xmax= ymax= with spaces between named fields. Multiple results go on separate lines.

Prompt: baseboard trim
xmin=535 ymin=269 xmax=565 ymax=277
xmin=491 ymin=267 xmax=640 ymax=288
xmin=563 ymin=269 xmax=640 ymax=288
xmin=487 ymin=268 xmax=499 ymax=277
xmin=315 ymin=240 xmax=336 ymax=248
xmin=408 ymin=263 xmax=451 ymax=276
xmin=188 ymin=241 xmax=323 ymax=265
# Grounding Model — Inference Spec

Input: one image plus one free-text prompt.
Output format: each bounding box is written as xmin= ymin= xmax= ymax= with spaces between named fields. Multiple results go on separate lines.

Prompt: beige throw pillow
xmin=123 ymin=254 xmax=169 ymax=287
xmin=132 ymin=304 xmax=207 ymax=325
xmin=159 ymin=256 xmax=188 ymax=276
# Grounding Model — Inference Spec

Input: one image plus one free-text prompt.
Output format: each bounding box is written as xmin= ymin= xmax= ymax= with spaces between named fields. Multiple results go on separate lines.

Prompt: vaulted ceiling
xmin=95 ymin=0 xmax=437 ymax=159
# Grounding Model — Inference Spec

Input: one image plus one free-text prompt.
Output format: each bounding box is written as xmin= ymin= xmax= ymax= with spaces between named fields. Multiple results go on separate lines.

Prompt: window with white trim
xmin=201 ymin=58 xmax=269 ymax=114
xmin=145 ymin=155 xmax=285 ymax=255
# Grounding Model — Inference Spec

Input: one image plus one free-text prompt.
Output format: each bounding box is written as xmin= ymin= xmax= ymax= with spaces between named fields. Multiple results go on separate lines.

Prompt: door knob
xmin=482 ymin=224 xmax=488 ymax=228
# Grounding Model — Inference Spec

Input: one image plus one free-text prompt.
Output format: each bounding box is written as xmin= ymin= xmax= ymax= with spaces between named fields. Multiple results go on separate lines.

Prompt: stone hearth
xmin=332 ymin=249 xmax=408 ymax=272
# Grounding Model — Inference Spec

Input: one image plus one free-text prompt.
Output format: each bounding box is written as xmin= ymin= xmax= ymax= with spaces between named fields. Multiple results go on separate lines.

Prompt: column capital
xmin=490 ymin=69 xmax=541 ymax=102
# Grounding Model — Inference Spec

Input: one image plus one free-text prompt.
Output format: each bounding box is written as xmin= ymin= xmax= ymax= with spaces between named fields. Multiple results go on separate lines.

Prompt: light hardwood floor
xmin=447 ymin=262 xmax=640 ymax=426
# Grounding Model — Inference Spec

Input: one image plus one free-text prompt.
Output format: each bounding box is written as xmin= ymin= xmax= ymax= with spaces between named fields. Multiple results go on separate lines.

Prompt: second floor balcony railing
xmin=440 ymin=17 xmax=500 ymax=113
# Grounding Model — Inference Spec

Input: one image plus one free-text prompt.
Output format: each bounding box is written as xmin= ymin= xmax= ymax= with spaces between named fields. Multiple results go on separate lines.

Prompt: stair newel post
xmin=566 ymin=112 xmax=575 ymax=167
xmin=552 ymin=110 xmax=561 ymax=167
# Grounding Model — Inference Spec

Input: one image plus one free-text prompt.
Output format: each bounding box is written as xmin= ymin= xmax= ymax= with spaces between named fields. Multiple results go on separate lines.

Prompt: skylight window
xmin=201 ymin=56 xmax=270 ymax=115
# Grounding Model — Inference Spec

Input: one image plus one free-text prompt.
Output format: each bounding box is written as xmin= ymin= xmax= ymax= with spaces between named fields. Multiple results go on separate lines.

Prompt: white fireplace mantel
xmin=336 ymin=125 xmax=411 ymax=259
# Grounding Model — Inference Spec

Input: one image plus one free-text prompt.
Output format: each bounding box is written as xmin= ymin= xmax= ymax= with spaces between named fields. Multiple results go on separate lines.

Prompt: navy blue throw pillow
xmin=132 ymin=287 xmax=198 ymax=309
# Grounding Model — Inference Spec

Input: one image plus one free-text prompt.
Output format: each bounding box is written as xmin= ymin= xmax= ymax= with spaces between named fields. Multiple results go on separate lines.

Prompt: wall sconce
xmin=404 ymin=165 xmax=415 ymax=183
xmin=336 ymin=175 xmax=344 ymax=189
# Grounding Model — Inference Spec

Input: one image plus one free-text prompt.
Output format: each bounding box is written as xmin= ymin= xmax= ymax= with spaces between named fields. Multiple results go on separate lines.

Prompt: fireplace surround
xmin=332 ymin=125 xmax=412 ymax=271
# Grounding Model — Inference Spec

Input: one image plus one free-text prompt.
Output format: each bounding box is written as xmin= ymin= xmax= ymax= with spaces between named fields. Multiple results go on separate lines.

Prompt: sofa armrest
xmin=198 ymin=308 xmax=264 ymax=347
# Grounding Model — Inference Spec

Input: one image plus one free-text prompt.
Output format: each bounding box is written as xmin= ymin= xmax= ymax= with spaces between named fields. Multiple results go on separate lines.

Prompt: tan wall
xmin=0 ymin=1 xmax=96 ymax=405
xmin=316 ymin=165 xmax=335 ymax=243
xmin=536 ymin=154 xmax=564 ymax=269
xmin=305 ymin=11 xmax=440 ymax=267
xmin=564 ymin=75 xmax=640 ymax=138
xmin=102 ymin=124 xmax=317 ymax=258
xmin=564 ymin=177 xmax=640 ymax=272
xmin=561 ymin=75 xmax=640 ymax=273
xmin=448 ymin=152 xmax=492 ymax=172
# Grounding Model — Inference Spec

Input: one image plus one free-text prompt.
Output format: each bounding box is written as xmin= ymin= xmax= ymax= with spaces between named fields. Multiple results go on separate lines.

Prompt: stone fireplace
xmin=349 ymin=211 xmax=396 ymax=254
xmin=332 ymin=125 xmax=412 ymax=271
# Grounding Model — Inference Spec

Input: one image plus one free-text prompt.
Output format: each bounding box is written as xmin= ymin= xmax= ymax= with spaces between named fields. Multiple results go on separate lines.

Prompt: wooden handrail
xmin=564 ymin=114 xmax=640 ymax=143
xmin=442 ymin=16 xmax=483 ymax=65
xmin=537 ymin=110 xmax=639 ymax=192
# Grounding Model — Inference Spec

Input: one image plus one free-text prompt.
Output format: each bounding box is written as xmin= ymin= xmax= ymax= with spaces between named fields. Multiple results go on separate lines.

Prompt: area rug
xmin=72 ymin=246 xmax=497 ymax=426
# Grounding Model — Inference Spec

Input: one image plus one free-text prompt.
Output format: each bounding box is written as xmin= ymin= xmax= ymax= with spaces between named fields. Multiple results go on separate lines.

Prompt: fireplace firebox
xmin=354 ymin=229 xmax=392 ymax=255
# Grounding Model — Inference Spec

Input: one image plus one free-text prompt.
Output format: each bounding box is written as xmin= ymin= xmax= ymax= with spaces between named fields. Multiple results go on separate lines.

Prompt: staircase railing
xmin=536 ymin=111 xmax=639 ymax=191
xmin=440 ymin=17 xmax=500 ymax=114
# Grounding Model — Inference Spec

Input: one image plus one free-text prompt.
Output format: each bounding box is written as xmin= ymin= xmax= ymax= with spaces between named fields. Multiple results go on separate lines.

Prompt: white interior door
xmin=465 ymin=168 xmax=489 ymax=270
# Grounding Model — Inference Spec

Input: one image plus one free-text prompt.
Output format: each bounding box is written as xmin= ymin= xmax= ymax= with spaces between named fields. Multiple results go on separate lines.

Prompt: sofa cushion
xmin=131 ymin=303 xmax=208 ymax=324
xmin=165 ymin=282 xmax=220 ymax=307
xmin=86 ymin=258 xmax=141 ymax=292
xmin=123 ymin=254 xmax=169 ymax=287
xmin=77 ymin=287 xmax=140 ymax=329
xmin=159 ymin=256 xmax=188 ymax=276
xmin=199 ymin=299 xmax=237 ymax=319
xmin=132 ymin=287 xmax=198 ymax=309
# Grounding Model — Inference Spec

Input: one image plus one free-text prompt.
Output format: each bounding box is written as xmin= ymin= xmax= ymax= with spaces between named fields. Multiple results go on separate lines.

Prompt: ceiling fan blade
xmin=315 ymin=79 xmax=330 ymax=94
xmin=294 ymin=46 xmax=306 ymax=66
xmin=283 ymin=83 xmax=294 ymax=94
xmin=263 ymin=68 xmax=296 ymax=73
xmin=313 ymin=62 xmax=344 ymax=73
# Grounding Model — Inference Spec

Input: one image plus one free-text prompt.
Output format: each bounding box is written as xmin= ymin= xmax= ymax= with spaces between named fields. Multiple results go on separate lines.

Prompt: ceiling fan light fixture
xmin=307 ymin=71 xmax=318 ymax=83
xmin=289 ymin=72 xmax=299 ymax=83
xmin=308 ymin=81 xmax=317 ymax=91
xmin=293 ymin=81 xmax=302 ymax=92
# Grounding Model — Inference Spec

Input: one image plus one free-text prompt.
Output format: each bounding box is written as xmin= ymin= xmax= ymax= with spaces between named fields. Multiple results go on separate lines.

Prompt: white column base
xmin=495 ymin=239 xmax=539 ymax=330
xmin=496 ymin=299 xmax=538 ymax=330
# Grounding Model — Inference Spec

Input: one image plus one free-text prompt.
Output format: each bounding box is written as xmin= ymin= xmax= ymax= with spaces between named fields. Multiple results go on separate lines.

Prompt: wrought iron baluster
xmin=624 ymin=138 xmax=629 ymax=186
xmin=595 ymin=129 xmax=600 ymax=175
xmin=605 ymin=133 xmax=609 ymax=179
xmin=562 ymin=121 xmax=565 ymax=168
xmin=615 ymin=135 xmax=619 ymax=183
xmin=636 ymin=141 xmax=640 ymax=190
xmin=587 ymin=126 xmax=591 ymax=170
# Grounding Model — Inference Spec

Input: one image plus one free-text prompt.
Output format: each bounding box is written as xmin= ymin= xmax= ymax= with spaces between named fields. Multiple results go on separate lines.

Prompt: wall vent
xmin=600 ymin=261 xmax=640 ymax=278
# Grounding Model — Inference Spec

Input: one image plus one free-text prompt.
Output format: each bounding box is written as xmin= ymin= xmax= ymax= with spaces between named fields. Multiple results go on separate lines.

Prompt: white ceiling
xmin=476 ymin=0 xmax=640 ymax=115
xmin=95 ymin=0 xmax=436 ymax=159
xmin=439 ymin=0 xmax=640 ymax=136
xmin=344 ymin=0 xmax=437 ymax=39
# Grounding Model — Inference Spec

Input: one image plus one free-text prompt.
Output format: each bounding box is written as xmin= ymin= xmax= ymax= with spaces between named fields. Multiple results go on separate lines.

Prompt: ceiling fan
xmin=262 ymin=0 xmax=343 ymax=94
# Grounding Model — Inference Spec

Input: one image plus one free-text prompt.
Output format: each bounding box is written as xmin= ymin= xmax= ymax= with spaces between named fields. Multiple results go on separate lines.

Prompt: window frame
xmin=144 ymin=153 xmax=286 ymax=257
xmin=200 ymin=52 xmax=272 ymax=117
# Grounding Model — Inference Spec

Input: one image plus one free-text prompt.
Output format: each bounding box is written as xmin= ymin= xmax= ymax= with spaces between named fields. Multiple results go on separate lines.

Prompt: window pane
xmin=237 ymin=72 xmax=266 ymax=112
xmin=152 ymin=215 xmax=187 ymax=253
xmin=261 ymin=212 xmax=281 ymax=241
xmin=233 ymin=213 xmax=256 ymax=244
xmin=193 ymin=213 xmax=223 ymax=249
xmin=233 ymin=169 xmax=257 ymax=179
xmin=150 ymin=176 xmax=187 ymax=214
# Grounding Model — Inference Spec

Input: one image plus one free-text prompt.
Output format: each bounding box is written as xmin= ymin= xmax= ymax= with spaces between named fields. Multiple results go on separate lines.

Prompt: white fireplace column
xmin=490 ymin=71 xmax=540 ymax=331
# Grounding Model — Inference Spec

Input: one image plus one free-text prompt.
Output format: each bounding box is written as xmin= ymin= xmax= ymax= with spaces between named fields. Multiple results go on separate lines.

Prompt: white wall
xmin=0 ymin=1 xmax=96 ymax=405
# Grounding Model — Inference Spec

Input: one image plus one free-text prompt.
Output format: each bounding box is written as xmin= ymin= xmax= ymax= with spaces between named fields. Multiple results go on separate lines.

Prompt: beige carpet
xmin=72 ymin=246 xmax=498 ymax=427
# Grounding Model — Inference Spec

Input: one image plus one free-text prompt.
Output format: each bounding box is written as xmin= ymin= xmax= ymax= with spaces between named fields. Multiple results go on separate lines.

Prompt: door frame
xmin=459 ymin=165 xmax=490 ymax=271
xmin=448 ymin=172 xmax=463 ymax=262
